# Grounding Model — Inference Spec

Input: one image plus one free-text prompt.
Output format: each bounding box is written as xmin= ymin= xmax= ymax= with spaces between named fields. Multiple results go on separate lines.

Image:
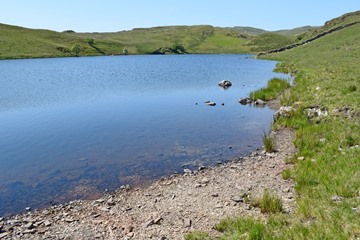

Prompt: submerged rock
xmin=239 ymin=98 xmax=252 ymax=105
xmin=205 ymin=101 xmax=216 ymax=106
xmin=218 ymin=80 xmax=232 ymax=88
xmin=255 ymin=99 xmax=266 ymax=105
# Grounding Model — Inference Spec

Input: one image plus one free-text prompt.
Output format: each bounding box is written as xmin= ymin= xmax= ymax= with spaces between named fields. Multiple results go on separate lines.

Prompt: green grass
xmin=186 ymin=11 xmax=360 ymax=240
xmin=262 ymin=132 xmax=275 ymax=153
xmin=251 ymin=190 xmax=283 ymax=214
xmin=281 ymin=169 xmax=292 ymax=180
xmin=249 ymin=78 xmax=291 ymax=101
xmin=0 ymin=23 xmax=296 ymax=59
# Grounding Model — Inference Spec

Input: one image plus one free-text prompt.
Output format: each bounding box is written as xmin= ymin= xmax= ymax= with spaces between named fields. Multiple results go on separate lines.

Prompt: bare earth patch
xmin=0 ymin=127 xmax=297 ymax=240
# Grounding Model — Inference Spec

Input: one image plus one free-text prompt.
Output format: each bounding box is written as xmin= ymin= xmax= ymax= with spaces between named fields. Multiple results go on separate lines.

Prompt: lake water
xmin=0 ymin=54 xmax=286 ymax=215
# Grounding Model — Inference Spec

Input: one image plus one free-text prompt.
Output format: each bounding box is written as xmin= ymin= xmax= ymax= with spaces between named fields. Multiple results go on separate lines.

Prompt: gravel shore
xmin=0 ymin=125 xmax=297 ymax=240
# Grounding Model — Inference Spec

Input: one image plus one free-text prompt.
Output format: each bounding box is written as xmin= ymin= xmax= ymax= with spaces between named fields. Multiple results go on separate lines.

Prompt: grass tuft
xmin=184 ymin=231 xmax=212 ymax=240
xmin=281 ymin=168 xmax=292 ymax=180
xmin=262 ymin=132 xmax=275 ymax=153
xmin=250 ymin=78 xmax=291 ymax=101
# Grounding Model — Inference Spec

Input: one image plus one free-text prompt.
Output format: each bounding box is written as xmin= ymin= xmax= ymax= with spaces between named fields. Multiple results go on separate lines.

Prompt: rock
xmin=23 ymin=229 xmax=36 ymax=234
xmin=211 ymin=193 xmax=219 ymax=197
xmin=183 ymin=218 xmax=192 ymax=228
xmin=239 ymin=98 xmax=252 ymax=105
xmin=274 ymin=106 xmax=293 ymax=120
xmin=122 ymin=225 xmax=133 ymax=234
xmin=107 ymin=198 xmax=116 ymax=206
xmin=255 ymin=99 xmax=266 ymax=105
xmin=25 ymin=207 xmax=31 ymax=211
xmin=198 ymin=166 xmax=206 ymax=171
xmin=200 ymin=177 xmax=210 ymax=184
xmin=230 ymin=196 xmax=243 ymax=203
xmin=23 ymin=222 xmax=34 ymax=229
xmin=7 ymin=219 xmax=21 ymax=226
xmin=98 ymin=207 xmax=110 ymax=212
xmin=205 ymin=101 xmax=216 ymax=106
xmin=297 ymin=156 xmax=305 ymax=161
xmin=154 ymin=217 xmax=163 ymax=225
xmin=44 ymin=220 xmax=52 ymax=227
xmin=0 ymin=232 xmax=9 ymax=238
xmin=183 ymin=168 xmax=192 ymax=174
xmin=218 ymin=80 xmax=232 ymax=88
xmin=143 ymin=219 xmax=154 ymax=228
xmin=95 ymin=199 xmax=105 ymax=204
xmin=331 ymin=195 xmax=343 ymax=202
xmin=305 ymin=106 xmax=328 ymax=121
xmin=64 ymin=218 xmax=76 ymax=223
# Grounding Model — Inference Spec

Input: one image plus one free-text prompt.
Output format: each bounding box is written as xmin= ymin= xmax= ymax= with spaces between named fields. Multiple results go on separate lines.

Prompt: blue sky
xmin=1 ymin=1 xmax=359 ymax=32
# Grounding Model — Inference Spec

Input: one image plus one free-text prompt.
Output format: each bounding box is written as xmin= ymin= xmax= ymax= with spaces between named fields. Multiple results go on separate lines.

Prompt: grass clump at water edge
xmin=249 ymin=77 xmax=290 ymax=101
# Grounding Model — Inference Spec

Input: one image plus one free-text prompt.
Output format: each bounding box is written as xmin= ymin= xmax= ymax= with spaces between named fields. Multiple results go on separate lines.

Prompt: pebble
xmin=230 ymin=196 xmax=243 ymax=203
xmin=297 ymin=156 xmax=305 ymax=161
xmin=44 ymin=220 xmax=52 ymax=227
xmin=183 ymin=218 xmax=191 ymax=228
xmin=200 ymin=177 xmax=210 ymax=184
xmin=183 ymin=168 xmax=192 ymax=174
xmin=143 ymin=219 xmax=154 ymax=228
xmin=331 ymin=195 xmax=343 ymax=202
xmin=0 ymin=232 xmax=9 ymax=238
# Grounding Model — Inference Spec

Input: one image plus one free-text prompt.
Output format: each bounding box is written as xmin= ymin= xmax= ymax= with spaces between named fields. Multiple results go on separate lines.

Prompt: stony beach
xmin=0 ymin=122 xmax=297 ymax=240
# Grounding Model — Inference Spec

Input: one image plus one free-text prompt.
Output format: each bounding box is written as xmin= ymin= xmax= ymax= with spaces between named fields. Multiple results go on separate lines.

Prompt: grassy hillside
xmin=295 ymin=10 xmax=360 ymax=42
xmin=0 ymin=23 xmax=295 ymax=59
xmin=273 ymin=25 xmax=318 ymax=36
xmin=0 ymin=24 xmax=101 ymax=59
xmin=186 ymin=11 xmax=360 ymax=240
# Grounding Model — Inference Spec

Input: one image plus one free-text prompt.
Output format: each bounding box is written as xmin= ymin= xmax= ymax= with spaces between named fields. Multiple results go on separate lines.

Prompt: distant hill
xmin=272 ymin=26 xmax=318 ymax=36
xmin=231 ymin=26 xmax=267 ymax=35
xmin=1 ymin=10 xmax=359 ymax=60
xmin=0 ymin=24 xmax=295 ymax=59
xmin=231 ymin=26 xmax=318 ymax=36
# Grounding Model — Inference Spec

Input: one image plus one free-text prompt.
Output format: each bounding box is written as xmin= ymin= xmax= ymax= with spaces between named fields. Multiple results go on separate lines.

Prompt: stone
xmin=239 ymin=98 xmax=252 ymax=105
xmin=255 ymin=99 xmax=266 ymax=105
xmin=44 ymin=220 xmax=52 ymax=227
xmin=331 ymin=195 xmax=343 ymax=202
xmin=23 ymin=222 xmax=34 ymax=229
xmin=205 ymin=101 xmax=216 ymax=106
xmin=183 ymin=218 xmax=192 ymax=228
xmin=218 ymin=80 xmax=232 ymax=88
xmin=143 ymin=219 xmax=154 ymax=228
xmin=7 ymin=219 xmax=21 ymax=226
xmin=183 ymin=168 xmax=192 ymax=174
xmin=154 ymin=217 xmax=163 ymax=225
xmin=297 ymin=156 xmax=305 ymax=161
xmin=25 ymin=207 xmax=31 ymax=211
xmin=200 ymin=177 xmax=210 ymax=184
xmin=98 ymin=207 xmax=110 ymax=212
xmin=305 ymin=107 xmax=328 ymax=120
xmin=122 ymin=225 xmax=134 ymax=234
xmin=0 ymin=232 xmax=9 ymax=238
xmin=274 ymin=106 xmax=293 ymax=120
xmin=64 ymin=218 xmax=76 ymax=223
xmin=95 ymin=199 xmax=105 ymax=204
xmin=211 ymin=193 xmax=219 ymax=197
xmin=230 ymin=196 xmax=243 ymax=203
xmin=23 ymin=229 xmax=36 ymax=234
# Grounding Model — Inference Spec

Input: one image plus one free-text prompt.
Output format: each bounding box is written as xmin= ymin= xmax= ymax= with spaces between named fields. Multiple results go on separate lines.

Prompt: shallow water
xmin=0 ymin=54 xmax=286 ymax=215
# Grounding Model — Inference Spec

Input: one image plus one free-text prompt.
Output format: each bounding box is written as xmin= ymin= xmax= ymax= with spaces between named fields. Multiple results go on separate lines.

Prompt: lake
xmin=0 ymin=54 xmax=287 ymax=215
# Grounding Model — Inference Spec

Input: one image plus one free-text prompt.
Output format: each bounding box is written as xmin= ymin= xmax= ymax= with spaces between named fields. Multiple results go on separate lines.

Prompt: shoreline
xmin=0 ymin=100 xmax=298 ymax=239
